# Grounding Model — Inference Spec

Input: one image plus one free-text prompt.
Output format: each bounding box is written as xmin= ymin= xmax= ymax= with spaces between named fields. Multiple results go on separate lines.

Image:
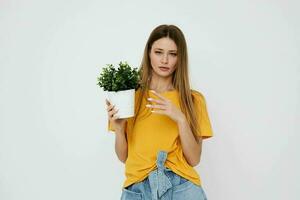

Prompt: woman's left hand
xmin=146 ymin=90 xmax=186 ymax=123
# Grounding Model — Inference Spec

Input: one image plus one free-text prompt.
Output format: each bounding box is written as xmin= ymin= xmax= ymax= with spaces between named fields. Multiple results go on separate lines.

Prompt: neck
xmin=149 ymin=73 xmax=174 ymax=93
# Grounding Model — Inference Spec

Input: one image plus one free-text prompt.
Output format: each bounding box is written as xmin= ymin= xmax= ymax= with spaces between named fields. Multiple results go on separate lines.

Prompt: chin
xmin=156 ymin=71 xmax=172 ymax=77
xmin=153 ymin=68 xmax=173 ymax=77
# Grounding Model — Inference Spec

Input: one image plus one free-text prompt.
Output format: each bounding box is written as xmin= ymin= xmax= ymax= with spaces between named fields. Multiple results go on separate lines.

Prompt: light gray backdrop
xmin=1 ymin=0 xmax=299 ymax=199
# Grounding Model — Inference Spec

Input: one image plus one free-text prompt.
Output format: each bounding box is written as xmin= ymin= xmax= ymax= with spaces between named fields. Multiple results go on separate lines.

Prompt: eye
xmin=170 ymin=53 xmax=177 ymax=56
xmin=155 ymin=51 xmax=162 ymax=54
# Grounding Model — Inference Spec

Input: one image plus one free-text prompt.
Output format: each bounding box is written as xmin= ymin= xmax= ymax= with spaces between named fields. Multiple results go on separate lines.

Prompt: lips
xmin=159 ymin=67 xmax=170 ymax=71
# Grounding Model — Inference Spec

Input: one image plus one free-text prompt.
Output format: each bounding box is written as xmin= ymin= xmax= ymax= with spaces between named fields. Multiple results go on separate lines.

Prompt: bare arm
xmin=177 ymin=117 xmax=202 ymax=167
xmin=114 ymin=127 xmax=128 ymax=163
xmin=106 ymin=99 xmax=128 ymax=163
xmin=145 ymin=90 xmax=202 ymax=167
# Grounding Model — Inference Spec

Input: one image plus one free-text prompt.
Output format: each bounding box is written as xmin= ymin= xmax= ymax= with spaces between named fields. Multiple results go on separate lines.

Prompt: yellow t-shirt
xmin=107 ymin=88 xmax=213 ymax=188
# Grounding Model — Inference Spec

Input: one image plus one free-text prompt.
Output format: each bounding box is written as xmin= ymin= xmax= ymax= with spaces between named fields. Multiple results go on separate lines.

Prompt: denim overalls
xmin=121 ymin=150 xmax=208 ymax=200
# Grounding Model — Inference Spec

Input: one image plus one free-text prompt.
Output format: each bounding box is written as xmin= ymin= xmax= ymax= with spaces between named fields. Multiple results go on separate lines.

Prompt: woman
xmin=106 ymin=24 xmax=213 ymax=200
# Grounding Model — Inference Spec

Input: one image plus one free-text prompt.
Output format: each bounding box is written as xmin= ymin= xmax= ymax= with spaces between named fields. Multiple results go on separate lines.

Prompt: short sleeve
xmin=107 ymin=120 xmax=115 ymax=134
xmin=192 ymin=90 xmax=214 ymax=139
xmin=107 ymin=119 xmax=127 ymax=134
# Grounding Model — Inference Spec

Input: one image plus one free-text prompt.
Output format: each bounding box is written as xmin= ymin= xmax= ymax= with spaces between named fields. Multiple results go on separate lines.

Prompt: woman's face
xmin=149 ymin=37 xmax=178 ymax=78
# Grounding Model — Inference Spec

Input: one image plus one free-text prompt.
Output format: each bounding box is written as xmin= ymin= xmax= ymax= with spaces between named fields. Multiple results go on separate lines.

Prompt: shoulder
xmin=134 ymin=87 xmax=144 ymax=98
xmin=190 ymin=89 xmax=205 ymax=102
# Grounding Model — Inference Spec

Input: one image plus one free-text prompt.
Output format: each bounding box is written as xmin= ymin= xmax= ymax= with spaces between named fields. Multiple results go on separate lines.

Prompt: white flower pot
xmin=105 ymin=89 xmax=135 ymax=119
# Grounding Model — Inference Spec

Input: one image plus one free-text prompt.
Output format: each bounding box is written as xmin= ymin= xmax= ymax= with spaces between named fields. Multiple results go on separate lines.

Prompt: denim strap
xmin=148 ymin=151 xmax=172 ymax=200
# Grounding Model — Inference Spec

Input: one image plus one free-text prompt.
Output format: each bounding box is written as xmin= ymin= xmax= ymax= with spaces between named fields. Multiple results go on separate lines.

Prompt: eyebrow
xmin=154 ymin=48 xmax=177 ymax=52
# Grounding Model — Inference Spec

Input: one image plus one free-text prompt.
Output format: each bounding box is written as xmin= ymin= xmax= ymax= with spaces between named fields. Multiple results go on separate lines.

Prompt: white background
xmin=1 ymin=0 xmax=299 ymax=199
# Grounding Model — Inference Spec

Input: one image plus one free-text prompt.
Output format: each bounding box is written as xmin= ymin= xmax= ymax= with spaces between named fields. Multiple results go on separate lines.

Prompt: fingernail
xmin=147 ymin=98 xmax=152 ymax=101
xmin=146 ymin=104 xmax=151 ymax=107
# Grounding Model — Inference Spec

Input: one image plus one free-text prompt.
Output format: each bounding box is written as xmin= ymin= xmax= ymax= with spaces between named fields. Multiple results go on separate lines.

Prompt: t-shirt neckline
xmin=148 ymin=89 xmax=178 ymax=95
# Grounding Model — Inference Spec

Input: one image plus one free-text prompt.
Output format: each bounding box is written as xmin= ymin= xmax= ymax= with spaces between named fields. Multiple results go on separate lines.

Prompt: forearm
xmin=114 ymin=128 xmax=128 ymax=163
xmin=177 ymin=117 xmax=202 ymax=167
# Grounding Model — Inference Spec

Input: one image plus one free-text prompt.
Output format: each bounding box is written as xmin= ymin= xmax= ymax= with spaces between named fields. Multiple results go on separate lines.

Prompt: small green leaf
xmin=96 ymin=61 xmax=140 ymax=91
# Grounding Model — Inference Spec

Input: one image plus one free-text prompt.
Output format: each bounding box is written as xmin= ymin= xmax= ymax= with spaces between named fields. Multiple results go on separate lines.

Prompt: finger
xmin=106 ymin=99 xmax=109 ymax=105
xmin=112 ymin=113 xmax=120 ymax=120
xmin=106 ymin=99 xmax=113 ymax=111
xmin=108 ymin=108 xmax=119 ymax=117
xmin=113 ymin=108 xmax=119 ymax=115
xmin=147 ymin=97 xmax=166 ymax=105
xmin=151 ymin=109 xmax=164 ymax=115
xmin=150 ymin=90 xmax=168 ymax=101
xmin=108 ymin=111 xmax=113 ymax=119
xmin=107 ymin=104 xmax=115 ymax=112
xmin=146 ymin=104 xmax=166 ymax=110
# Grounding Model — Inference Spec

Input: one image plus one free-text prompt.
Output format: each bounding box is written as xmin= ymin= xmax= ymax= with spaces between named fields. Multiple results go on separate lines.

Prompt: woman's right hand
xmin=106 ymin=99 xmax=127 ymax=132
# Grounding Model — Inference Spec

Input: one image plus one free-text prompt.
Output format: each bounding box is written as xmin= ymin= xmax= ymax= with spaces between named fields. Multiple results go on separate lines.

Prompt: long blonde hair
xmin=133 ymin=24 xmax=200 ymax=142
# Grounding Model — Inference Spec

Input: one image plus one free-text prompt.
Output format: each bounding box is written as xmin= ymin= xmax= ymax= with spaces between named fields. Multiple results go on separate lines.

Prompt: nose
xmin=161 ymin=53 xmax=168 ymax=64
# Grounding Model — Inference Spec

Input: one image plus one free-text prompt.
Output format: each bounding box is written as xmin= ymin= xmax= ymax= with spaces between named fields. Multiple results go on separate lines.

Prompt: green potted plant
xmin=97 ymin=61 xmax=140 ymax=118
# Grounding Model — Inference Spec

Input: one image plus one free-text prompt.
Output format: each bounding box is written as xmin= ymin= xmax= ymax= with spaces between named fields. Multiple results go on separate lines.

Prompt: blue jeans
xmin=121 ymin=151 xmax=208 ymax=200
